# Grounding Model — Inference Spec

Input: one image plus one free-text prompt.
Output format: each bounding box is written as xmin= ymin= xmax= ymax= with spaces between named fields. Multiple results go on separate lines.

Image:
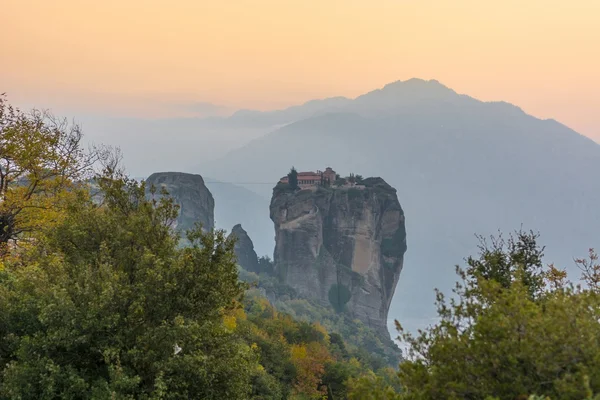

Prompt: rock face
xmin=270 ymin=178 xmax=407 ymax=338
xmin=229 ymin=224 xmax=260 ymax=273
xmin=145 ymin=172 xmax=214 ymax=232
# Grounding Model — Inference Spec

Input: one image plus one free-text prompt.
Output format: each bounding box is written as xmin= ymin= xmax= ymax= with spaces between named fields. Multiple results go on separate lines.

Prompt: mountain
xmin=78 ymin=96 xmax=355 ymax=177
xmin=79 ymin=115 xmax=272 ymax=177
xmin=198 ymin=78 xmax=600 ymax=334
xmin=228 ymin=96 xmax=352 ymax=127
xmin=270 ymin=177 xmax=406 ymax=339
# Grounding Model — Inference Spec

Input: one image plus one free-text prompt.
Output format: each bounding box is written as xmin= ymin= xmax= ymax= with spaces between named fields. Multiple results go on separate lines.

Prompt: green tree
xmin=334 ymin=178 xmax=346 ymax=187
xmin=347 ymin=371 xmax=402 ymax=400
xmin=0 ymin=95 xmax=105 ymax=251
xmin=396 ymin=232 xmax=600 ymax=400
xmin=344 ymin=173 xmax=364 ymax=185
xmin=466 ymin=230 xmax=546 ymax=299
xmin=0 ymin=170 xmax=258 ymax=399
xmin=258 ymin=255 xmax=275 ymax=275
xmin=288 ymin=167 xmax=298 ymax=190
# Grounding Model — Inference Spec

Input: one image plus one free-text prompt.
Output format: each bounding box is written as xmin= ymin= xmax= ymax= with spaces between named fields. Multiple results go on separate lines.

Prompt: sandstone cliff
xmin=145 ymin=172 xmax=214 ymax=232
xmin=229 ymin=224 xmax=260 ymax=273
xmin=270 ymin=178 xmax=406 ymax=338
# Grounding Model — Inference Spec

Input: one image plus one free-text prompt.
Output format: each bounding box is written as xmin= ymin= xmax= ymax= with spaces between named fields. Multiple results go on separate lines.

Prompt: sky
xmin=3 ymin=0 xmax=599 ymax=140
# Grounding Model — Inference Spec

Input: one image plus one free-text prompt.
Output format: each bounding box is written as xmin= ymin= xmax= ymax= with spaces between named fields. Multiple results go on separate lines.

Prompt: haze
xmin=3 ymin=0 xmax=599 ymax=141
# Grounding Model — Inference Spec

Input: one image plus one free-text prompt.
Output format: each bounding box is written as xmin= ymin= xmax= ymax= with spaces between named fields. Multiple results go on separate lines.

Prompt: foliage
xmin=275 ymin=298 xmax=399 ymax=369
xmin=288 ymin=167 xmax=299 ymax=190
xmin=466 ymin=230 xmax=546 ymax=299
xmin=0 ymin=95 xmax=107 ymax=251
xmin=334 ymin=177 xmax=347 ymax=187
xmin=347 ymin=370 xmax=402 ymax=400
xmin=258 ymin=255 xmax=276 ymax=275
xmin=239 ymin=289 xmax=398 ymax=399
xmin=237 ymin=266 xmax=401 ymax=368
xmin=395 ymin=230 xmax=600 ymax=400
xmin=332 ymin=173 xmax=365 ymax=187
xmin=320 ymin=174 xmax=331 ymax=187
xmin=345 ymin=174 xmax=364 ymax=185
xmin=0 ymin=171 xmax=257 ymax=399
xmin=289 ymin=342 xmax=330 ymax=398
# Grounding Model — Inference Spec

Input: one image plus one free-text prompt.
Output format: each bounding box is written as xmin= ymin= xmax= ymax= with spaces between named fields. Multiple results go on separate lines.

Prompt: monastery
xmin=279 ymin=167 xmax=337 ymax=187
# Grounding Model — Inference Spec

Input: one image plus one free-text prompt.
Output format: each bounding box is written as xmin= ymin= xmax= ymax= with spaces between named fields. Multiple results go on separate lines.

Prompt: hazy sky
xmin=3 ymin=0 xmax=599 ymax=140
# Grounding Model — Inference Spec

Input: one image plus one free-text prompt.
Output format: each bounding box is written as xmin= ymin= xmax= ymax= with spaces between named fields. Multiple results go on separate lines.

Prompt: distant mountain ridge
xmin=82 ymin=78 xmax=597 ymax=178
xmin=79 ymin=92 xmax=365 ymax=176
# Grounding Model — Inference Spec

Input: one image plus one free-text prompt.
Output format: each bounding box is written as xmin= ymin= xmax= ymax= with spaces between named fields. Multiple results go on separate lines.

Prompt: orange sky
xmin=3 ymin=0 xmax=599 ymax=140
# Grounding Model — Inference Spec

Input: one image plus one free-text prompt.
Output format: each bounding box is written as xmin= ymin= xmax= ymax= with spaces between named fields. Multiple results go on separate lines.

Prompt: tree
xmin=395 ymin=232 xmax=600 ymax=400
xmin=347 ymin=371 xmax=402 ymax=400
xmin=466 ymin=230 xmax=546 ymax=299
xmin=344 ymin=173 xmax=364 ymax=185
xmin=0 ymin=170 xmax=257 ymax=399
xmin=322 ymin=358 xmax=365 ymax=399
xmin=258 ymin=255 xmax=275 ymax=275
xmin=290 ymin=342 xmax=331 ymax=399
xmin=288 ymin=167 xmax=298 ymax=190
xmin=320 ymin=173 xmax=331 ymax=188
xmin=0 ymin=95 xmax=106 ymax=251
xmin=334 ymin=174 xmax=346 ymax=187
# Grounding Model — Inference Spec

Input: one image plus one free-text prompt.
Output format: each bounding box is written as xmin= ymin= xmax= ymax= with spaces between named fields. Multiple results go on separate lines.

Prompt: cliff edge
xmin=270 ymin=177 xmax=407 ymax=338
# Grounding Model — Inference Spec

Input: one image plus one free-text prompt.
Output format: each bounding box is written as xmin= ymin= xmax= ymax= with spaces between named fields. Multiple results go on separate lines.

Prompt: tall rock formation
xmin=270 ymin=177 xmax=407 ymax=338
xmin=229 ymin=224 xmax=260 ymax=273
xmin=145 ymin=172 xmax=214 ymax=232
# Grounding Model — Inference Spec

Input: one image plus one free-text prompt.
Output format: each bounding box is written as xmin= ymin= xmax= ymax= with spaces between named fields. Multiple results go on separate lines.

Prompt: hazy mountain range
xmin=77 ymin=95 xmax=354 ymax=176
xmin=80 ymin=78 xmax=600 ymax=334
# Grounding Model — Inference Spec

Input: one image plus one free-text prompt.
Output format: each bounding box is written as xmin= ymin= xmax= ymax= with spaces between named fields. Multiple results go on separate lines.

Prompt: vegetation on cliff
xmin=239 ymin=266 xmax=401 ymax=368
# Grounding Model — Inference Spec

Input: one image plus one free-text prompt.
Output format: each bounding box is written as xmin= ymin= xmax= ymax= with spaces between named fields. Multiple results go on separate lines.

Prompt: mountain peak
xmin=352 ymin=78 xmax=460 ymax=109
xmin=380 ymin=78 xmax=457 ymax=96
